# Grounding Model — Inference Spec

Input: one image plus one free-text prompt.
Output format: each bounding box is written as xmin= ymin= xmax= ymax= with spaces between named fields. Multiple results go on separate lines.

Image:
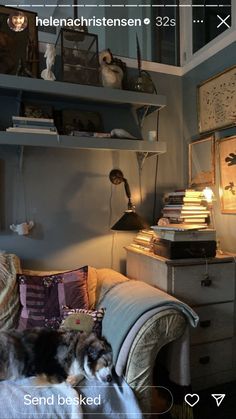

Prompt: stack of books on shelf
xmin=6 ymin=116 xmax=57 ymax=135
xmin=131 ymin=229 xmax=154 ymax=251
xmin=151 ymin=225 xmax=217 ymax=259
xmin=162 ymin=189 xmax=209 ymax=228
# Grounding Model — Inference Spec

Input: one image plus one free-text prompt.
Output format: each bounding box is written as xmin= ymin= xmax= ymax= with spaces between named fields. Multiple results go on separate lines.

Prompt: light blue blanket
xmin=0 ymin=374 xmax=143 ymax=419
xmin=99 ymin=280 xmax=199 ymax=363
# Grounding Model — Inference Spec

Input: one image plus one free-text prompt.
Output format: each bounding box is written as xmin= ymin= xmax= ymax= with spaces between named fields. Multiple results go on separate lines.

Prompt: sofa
xmin=0 ymin=253 xmax=197 ymax=418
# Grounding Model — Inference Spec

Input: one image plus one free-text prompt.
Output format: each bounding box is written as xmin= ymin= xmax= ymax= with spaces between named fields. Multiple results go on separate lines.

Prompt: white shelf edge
xmin=0 ymin=132 xmax=167 ymax=153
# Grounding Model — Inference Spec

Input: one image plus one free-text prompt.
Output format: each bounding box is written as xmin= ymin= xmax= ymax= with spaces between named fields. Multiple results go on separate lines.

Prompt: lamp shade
xmin=111 ymin=209 xmax=149 ymax=231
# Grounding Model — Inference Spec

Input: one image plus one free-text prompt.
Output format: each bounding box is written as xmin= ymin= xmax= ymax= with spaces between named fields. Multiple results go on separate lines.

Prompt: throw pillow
xmin=60 ymin=313 xmax=94 ymax=334
xmin=22 ymin=266 xmax=98 ymax=310
xmin=61 ymin=307 xmax=105 ymax=336
xmin=17 ymin=266 xmax=89 ymax=330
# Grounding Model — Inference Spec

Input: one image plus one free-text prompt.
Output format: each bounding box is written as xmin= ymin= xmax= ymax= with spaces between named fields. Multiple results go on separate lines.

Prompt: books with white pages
xmin=6 ymin=127 xmax=57 ymax=135
xmin=164 ymin=190 xmax=202 ymax=197
xmin=152 ymin=224 xmax=208 ymax=231
xmin=151 ymin=227 xmax=216 ymax=242
xmin=132 ymin=229 xmax=154 ymax=250
xmin=164 ymin=205 xmax=207 ymax=210
xmin=12 ymin=116 xmax=54 ymax=124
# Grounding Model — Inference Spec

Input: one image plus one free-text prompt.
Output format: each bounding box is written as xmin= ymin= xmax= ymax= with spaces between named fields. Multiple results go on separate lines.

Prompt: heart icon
xmin=184 ymin=393 xmax=200 ymax=407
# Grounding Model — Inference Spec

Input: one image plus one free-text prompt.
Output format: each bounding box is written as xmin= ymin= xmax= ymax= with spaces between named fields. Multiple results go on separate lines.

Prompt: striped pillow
xmin=17 ymin=266 xmax=89 ymax=330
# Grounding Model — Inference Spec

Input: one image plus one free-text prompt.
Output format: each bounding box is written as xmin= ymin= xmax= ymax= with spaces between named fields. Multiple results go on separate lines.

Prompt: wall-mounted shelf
xmin=0 ymin=132 xmax=167 ymax=153
xmin=0 ymin=74 xmax=167 ymax=153
xmin=0 ymin=74 xmax=166 ymax=111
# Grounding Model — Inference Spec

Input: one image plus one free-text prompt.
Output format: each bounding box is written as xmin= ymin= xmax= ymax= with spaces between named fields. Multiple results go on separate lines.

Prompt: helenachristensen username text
xmin=36 ymin=16 xmax=145 ymax=27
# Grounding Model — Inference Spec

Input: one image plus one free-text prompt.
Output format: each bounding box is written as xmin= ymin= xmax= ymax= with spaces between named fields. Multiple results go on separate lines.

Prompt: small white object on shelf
xmin=41 ymin=44 xmax=56 ymax=81
xmin=148 ymin=131 xmax=157 ymax=142
xmin=111 ymin=129 xmax=137 ymax=139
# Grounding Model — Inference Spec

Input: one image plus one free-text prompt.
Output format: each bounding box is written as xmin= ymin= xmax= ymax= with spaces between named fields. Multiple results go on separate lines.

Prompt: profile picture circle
xmin=7 ymin=11 xmax=28 ymax=32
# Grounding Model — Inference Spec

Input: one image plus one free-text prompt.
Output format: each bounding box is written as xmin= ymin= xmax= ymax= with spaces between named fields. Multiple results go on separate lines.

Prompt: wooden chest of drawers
xmin=126 ymin=246 xmax=236 ymax=390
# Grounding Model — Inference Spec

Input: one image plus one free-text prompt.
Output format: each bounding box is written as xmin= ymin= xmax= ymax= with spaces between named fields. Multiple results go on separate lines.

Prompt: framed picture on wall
xmin=197 ymin=66 xmax=236 ymax=133
xmin=219 ymin=136 xmax=236 ymax=214
xmin=189 ymin=135 xmax=215 ymax=187
xmin=0 ymin=6 xmax=38 ymax=77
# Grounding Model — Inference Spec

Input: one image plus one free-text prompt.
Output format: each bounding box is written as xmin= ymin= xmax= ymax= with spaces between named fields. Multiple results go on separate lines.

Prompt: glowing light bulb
xmin=202 ymin=187 xmax=214 ymax=203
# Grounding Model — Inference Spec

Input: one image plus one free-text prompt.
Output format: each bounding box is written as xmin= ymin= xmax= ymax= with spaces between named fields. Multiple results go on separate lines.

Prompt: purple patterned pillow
xmin=17 ymin=266 xmax=89 ymax=330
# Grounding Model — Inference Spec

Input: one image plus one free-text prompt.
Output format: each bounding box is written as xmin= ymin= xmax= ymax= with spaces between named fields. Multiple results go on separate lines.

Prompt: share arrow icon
xmin=211 ymin=394 xmax=226 ymax=407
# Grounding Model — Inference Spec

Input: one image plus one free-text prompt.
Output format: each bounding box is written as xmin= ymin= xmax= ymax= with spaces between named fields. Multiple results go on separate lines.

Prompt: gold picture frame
xmin=189 ymin=135 xmax=215 ymax=187
xmin=198 ymin=65 xmax=236 ymax=133
xmin=219 ymin=135 xmax=236 ymax=214
xmin=0 ymin=6 xmax=38 ymax=77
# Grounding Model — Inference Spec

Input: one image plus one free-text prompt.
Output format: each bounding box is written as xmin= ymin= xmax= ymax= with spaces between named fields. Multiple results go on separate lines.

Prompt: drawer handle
xmin=199 ymin=356 xmax=210 ymax=365
xmin=200 ymin=320 xmax=211 ymax=328
xmin=201 ymin=278 xmax=212 ymax=287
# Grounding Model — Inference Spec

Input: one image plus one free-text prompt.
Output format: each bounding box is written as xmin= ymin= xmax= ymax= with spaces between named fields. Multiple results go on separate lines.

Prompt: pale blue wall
xmin=0 ymin=71 xmax=183 ymax=271
xmin=2 ymin=41 xmax=235 ymax=272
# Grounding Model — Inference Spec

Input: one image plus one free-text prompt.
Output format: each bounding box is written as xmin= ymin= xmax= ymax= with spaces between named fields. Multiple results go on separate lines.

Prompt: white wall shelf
xmin=0 ymin=132 xmax=166 ymax=153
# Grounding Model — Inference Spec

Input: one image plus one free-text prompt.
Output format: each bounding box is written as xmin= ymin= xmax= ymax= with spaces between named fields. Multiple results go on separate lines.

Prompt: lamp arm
xmin=123 ymin=178 xmax=131 ymax=199
xmin=123 ymin=178 xmax=135 ymax=210
xmin=109 ymin=169 xmax=135 ymax=210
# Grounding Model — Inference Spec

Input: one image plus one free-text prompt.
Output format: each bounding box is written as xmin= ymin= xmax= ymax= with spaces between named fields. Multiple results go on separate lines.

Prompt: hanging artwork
xmin=189 ymin=135 xmax=215 ymax=187
xmin=198 ymin=66 xmax=236 ymax=133
xmin=219 ymin=136 xmax=236 ymax=214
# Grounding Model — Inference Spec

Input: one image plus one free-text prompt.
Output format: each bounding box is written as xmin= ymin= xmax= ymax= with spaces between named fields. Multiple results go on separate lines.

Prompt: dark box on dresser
xmin=153 ymin=238 xmax=217 ymax=259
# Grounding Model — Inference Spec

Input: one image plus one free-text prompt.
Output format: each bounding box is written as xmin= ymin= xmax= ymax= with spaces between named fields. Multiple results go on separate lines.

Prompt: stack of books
xmin=152 ymin=225 xmax=216 ymax=241
xmin=151 ymin=225 xmax=217 ymax=259
xmin=131 ymin=229 xmax=154 ymax=251
xmin=7 ymin=116 xmax=57 ymax=135
xmin=162 ymin=190 xmax=209 ymax=228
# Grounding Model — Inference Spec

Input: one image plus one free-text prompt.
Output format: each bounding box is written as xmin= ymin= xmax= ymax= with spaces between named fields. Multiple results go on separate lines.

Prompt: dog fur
xmin=0 ymin=329 xmax=113 ymax=386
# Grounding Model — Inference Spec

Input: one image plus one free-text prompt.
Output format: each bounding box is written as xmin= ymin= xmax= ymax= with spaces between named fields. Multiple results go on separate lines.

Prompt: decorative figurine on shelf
xmin=110 ymin=129 xmax=137 ymax=139
xmin=99 ymin=49 xmax=124 ymax=89
xmin=10 ymin=221 xmax=34 ymax=236
xmin=41 ymin=44 xmax=56 ymax=81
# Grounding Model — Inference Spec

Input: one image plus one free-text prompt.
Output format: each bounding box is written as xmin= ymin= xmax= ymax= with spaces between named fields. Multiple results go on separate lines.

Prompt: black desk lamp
xmin=109 ymin=169 xmax=149 ymax=231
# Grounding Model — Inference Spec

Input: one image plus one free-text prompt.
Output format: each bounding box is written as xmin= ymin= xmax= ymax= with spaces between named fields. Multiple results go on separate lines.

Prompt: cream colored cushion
xmin=86 ymin=266 xmax=97 ymax=309
xmin=95 ymin=268 xmax=129 ymax=306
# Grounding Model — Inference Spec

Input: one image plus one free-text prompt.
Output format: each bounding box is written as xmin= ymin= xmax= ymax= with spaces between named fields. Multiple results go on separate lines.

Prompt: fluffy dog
xmin=0 ymin=329 xmax=113 ymax=386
